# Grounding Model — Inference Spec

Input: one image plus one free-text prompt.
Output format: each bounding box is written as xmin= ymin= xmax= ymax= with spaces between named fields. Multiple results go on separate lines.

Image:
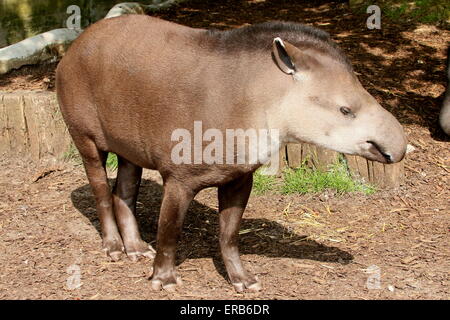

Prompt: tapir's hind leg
xmin=112 ymin=156 xmax=156 ymax=261
xmin=76 ymin=138 xmax=124 ymax=261
xmin=218 ymin=173 xmax=262 ymax=292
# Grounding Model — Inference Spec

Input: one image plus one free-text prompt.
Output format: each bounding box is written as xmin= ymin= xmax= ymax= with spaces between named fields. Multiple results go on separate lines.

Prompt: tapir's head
xmin=271 ymin=37 xmax=407 ymax=163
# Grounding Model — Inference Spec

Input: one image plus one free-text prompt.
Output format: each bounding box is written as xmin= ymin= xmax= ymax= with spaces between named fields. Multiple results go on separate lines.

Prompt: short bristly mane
xmin=205 ymin=21 xmax=352 ymax=70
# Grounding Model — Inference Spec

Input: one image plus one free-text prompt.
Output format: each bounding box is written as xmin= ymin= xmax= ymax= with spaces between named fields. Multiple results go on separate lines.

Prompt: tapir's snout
xmin=357 ymin=108 xmax=407 ymax=164
xmin=361 ymin=139 xmax=405 ymax=164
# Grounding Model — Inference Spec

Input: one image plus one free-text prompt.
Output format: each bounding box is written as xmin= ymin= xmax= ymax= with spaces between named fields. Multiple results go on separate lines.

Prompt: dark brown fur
xmin=205 ymin=21 xmax=352 ymax=69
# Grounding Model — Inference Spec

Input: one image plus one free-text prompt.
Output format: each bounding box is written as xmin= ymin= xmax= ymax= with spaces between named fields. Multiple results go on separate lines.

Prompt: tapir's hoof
xmin=127 ymin=245 xmax=156 ymax=262
xmin=124 ymin=240 xmax=156 ymax=262
xmin=102 ymin=238 xmax=125 ymax=261
xmin=232 ymin=276 xmax=262 ymax=293
xmin=151 ymin=275 xmax=183 ymax=291
xmin=108 ymin=251 xmax=124 ymax=262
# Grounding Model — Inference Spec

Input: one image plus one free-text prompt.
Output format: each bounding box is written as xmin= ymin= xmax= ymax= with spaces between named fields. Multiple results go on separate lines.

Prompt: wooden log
xmin=0 ymin=29 xmax=81 ymax=74
xmin=287 ymin=142 xmax=339 ymax=171
xmin=286 ymin=143 xmax=302 ymax=168
xmin=344 ymin=154 xmax=404 ymax=189
xmin=1 ymin=94 xmax=28 ymax=154
xmin=313 ymin=145 xmax=339 ymax=171
xmin=23 ymin=93 xmax=71 ymax=160
xmin=0 ymin=95 xmax=6 ymax=155
xmin=0 ymin=90 xmax=405 ymax=188
xmin=300 ymin=143 xmax=315 ymax=167
xmin=105 ymin=0 xmax=180 ymax=19
xmin=277 ymin=143 xmax=287 ymax=175
xmin=383 ymin=159 xmax=405 ymax=188
xmin=345 ymin=154 xmax=370 ymax=183
xmin=0 ymin=91 xmax=72 ymax=161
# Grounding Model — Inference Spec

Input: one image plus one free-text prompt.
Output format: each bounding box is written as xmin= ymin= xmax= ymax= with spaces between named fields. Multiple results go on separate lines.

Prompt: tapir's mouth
xmin=364 ymin=141 xmax=393 ymax=164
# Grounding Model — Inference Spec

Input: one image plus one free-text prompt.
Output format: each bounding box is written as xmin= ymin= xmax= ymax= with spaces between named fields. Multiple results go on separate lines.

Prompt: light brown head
xmin=269 ymin=37 xmax=407 ymax=163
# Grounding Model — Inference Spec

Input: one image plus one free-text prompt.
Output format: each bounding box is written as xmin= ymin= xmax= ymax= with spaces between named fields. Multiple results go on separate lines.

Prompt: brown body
xmin=57 ymin=15 xmax=407 ymax=291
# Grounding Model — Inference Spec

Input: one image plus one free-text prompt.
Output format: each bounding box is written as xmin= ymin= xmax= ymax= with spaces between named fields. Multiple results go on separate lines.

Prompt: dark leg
xmin=78 ymin=139 xmax=123 ymax=261
xmin=218 ymin=173 xmax=261 ymax=292
xmin=112 ymin=156 xmax=155 ymax=261
xmin=151 ymin=179 xmax=194 ymax=291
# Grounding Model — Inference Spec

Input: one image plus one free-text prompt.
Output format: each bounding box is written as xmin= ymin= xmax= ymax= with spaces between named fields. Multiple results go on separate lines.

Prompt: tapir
xmin=56 ymin=15 xmax=407 ymax=292
xmin=439 ymin=46 xmax=450 ymax=135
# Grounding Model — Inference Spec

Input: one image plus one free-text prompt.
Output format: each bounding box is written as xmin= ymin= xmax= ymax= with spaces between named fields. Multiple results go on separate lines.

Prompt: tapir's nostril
xmin=367 ymin=141 xmax=393 ymax=163
xmin=383 ymin=153 xmax=393 ymax=163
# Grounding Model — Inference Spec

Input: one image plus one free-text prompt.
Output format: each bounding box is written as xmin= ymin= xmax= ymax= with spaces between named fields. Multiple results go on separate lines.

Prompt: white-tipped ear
xmin=273 ymin=37 xmax=285 ymax=48
xmin=272 ymin=37 xmax=296 ymax=75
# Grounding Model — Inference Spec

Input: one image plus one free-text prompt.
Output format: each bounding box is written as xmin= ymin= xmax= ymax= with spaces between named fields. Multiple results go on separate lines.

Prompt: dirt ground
xmin=0 ymin=0 xmax=449 ymax=299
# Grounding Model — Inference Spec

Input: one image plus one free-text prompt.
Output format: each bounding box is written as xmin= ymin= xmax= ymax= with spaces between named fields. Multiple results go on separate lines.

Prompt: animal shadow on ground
xmin=71 ymin=177 xmax=353 ymax=281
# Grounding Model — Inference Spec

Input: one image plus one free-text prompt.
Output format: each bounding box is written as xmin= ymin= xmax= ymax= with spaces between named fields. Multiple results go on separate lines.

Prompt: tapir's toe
xmin=232 ymin=275 xmax=262 ymax=292
xmin=127 ymin=250 xmax=156 ymax=262
xmin=108 ymin=251 xmax=123 ymax=262
xmin=151 ymin=275 xmax=182 ymax=292
xmin=102 ymin=237 xmax=125 ymax=261
xmin=150 ymin=279 xmax=163 ymax=291
xmin=247 ymin=280 xmax=262 ymax=292
xmin=126 ymin=242 xmax=156 ymax=262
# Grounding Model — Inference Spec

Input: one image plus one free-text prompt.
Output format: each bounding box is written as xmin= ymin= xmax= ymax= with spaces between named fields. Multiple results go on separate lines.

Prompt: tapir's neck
xmin=233 ymin=52 xmax=294 ymax=145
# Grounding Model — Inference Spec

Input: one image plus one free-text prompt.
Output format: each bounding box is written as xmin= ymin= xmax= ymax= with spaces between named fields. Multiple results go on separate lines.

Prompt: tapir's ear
xmin=272 ymin=37 xmax=297 ymax=75
xmin=272 ymin=38 xmax=317 ymax=76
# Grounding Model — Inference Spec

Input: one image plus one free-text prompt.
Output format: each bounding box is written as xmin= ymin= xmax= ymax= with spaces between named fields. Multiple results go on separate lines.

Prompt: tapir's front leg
xmin=218 ymin=173 xmax=262 ymax=292
xmin=151 ymin=179 xmax=194 ymax=291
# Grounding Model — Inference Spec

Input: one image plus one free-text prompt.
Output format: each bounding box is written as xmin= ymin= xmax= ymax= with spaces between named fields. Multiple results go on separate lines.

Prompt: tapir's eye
xmin=340 ymin=106 xmax=355 ymax=118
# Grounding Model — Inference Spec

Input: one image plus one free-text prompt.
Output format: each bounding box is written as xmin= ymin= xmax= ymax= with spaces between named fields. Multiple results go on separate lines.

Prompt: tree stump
xmin=344 ymin=154 xmax=405 ymax=189
xmin=0 ymin=91 xmax=72 ymax=160
xmin=286 ymin=143 xmax=339 ymax=171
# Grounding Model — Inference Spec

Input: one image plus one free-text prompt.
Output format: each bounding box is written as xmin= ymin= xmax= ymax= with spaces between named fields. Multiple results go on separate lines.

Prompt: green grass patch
xmin=281 ymin=160 xmax=376 ymax=195
xmin=253 ymin=158 xmax=376 ymax=196
xmin=106 ymin=153 xmax=118 ymax=170
xmin=253 ymin=169 xmax=280 ymax=195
